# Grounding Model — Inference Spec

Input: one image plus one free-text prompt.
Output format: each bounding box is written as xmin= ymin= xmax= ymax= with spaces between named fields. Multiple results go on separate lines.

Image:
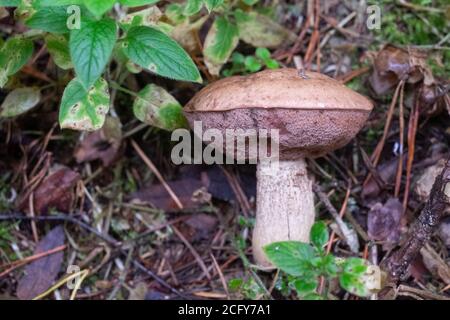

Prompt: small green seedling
xmin=263 ymin=221 xmax=382 ymax=299
xmin=223 ymin=48 xmax=279 ymax=77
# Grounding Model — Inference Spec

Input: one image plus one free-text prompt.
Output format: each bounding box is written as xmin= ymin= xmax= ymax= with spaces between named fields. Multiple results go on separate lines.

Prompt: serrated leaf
xmin=203 ymin=16 xmax=238 ymax=76
xmin=83 ymin=0 xmax=115 ymax=17
xmin=122 ymin=26 xmax=202 ymax=83
xmin=119 ymin=0 xmax=159 ymax=7
xmin=25 ymin=6 xmax=70 ymax=33
xmin=0 ymin=37 xmax=34 ymax=88
xmin=70 ymin=18 xmax=117 ymax=88
xmin=0 ymin=87 xmax=41 ymax=117
xmin=59 ymin=77 xmax=110 ymax=131
xmin=45 ymin=34 xmax=73 ymax=69
xmin=235 ymin=10 xmax=295 ymax=48
xmin=133 ymin=84 xmax=187 ymax=131
xmin=310 ymin=221 xmax=329 ymax=249
xmin=203 ymin=0 xmax=223 ymax=12
xmin=183 ymin=0 xmax=202 ymax=16
xmin=264 ymin=241 xmax=315 ymax=277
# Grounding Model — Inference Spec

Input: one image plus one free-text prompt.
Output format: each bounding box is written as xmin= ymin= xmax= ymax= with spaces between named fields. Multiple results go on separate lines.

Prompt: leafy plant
xmin=0 ymin=0 xmax=287 ymax=132
xmin=223 ymin=47 xmax=279 ymax=77
xmin=263 ymin=221 xmax=383 ymax=299
xmin=0 ymin=0 xmax=200 ymax=131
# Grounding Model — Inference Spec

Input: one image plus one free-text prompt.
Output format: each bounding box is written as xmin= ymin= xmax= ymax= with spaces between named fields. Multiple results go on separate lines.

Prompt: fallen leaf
xmin=414 ymin=159 xmax=450 ymax=202
xmin=170 ymin=16 xmax=208 ymax=54
xmin=18 ymin=166 xmax=80 ymax=214
xmin=362 ymin=157 xmax=402 ymax=199
xmin=128 ymin=282 xmax=148 ymax=300
xmin=16 ymin=226 xmax=65 ymax=300
xmin=129 ymin=165 xmax=256 ymax=211
xmin=235 ymin=10 xmax=296 ymax=49
xmin=367 ymin=198 xmax=404 ymax=249
xmin=74 ymin=116 xmax=122 ymax=166
xmin=0 ymin=87 xmax=41 ymax=118
xmin=369 ymin=45 xmax=427 ymax=95
xmin=184 ymin=213 xmax=218 ymax=241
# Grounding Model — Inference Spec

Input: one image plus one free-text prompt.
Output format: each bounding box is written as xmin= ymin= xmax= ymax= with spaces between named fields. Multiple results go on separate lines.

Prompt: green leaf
xmin=244 ymin=56 xmax=261 ymax=73
xmin=119 ymin=0 xmax=159 ymax=7
xmin=255 ymin=47 xmax=270 ymax=60
xmin=25 ymin=6 xmax=70 ymax=33
xmin=0 ymin=87 xmax=41 ymax=118
xmin=292 ymin=278 xmax=318 ymax=295
xmin=265 ymin=58 xmax=279 ymax=69
xmin=59 ymin=77 xmax=110 ymax=131
xmin=227 ymin=279 xmax=243 ymax=291
xmin=133 ymin=84 xmax=188 ymax=131
xmin=45 ymin=34 xmax=73 ymax=70
xmin=0 ymin=37 xmax=34 ymax=88
xmin=235 ymin=10 xmax=295 ymax=48
xmin=70 ymin=18 xmax=117 ymax=88
xmin=203 ymin=0 xmax=223 ymax=13
xmin=343 ymin=258 xmax=368 ymax=275
xmin=83 ymin=0 xmax=115 ymax=17
xmin=203 ymin=16 xmax=239 ymax=76
xmin=263 ymin=241 xmax=315 ymax=277
xmin=183 ymin=0 xmax=202 ymax=16
xmin=122 ymin=26 xmax=201 ymax=83
xmin=310 ymin=221 xmax=329 ymax=249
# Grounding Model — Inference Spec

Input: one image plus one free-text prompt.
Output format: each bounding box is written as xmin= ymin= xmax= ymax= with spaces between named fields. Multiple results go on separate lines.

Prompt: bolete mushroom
xmin=183 ymin=68 xmax=373 ymax=266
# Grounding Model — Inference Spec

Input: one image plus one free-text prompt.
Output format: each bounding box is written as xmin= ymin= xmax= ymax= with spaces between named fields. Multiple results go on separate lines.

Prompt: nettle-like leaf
xmin=242 ymin=0 xmax=259 ymax=5
xmin=118 ymin=0 xmax=160 ymax=7
xmin=183 ymin=0 xmax=202 ymax=16
xmin=70 ymin=18 xmax=117 ymax=89
xmin=133 ymin=84 xmax=188 ymax=131
xmin=83 ymin=0 xmax=115 ymax=17
xmin=0 ymin=37 xmax=34 ymax=88
xmin=203 ymin=16 xmax=239 ymax=76
xmin=59 ymin=77 xmax=110 ymax=131
xmin=25 ymin=6 xmax=72 ymax=34
xmin=0 ymin=87 xmax=41 ymax=118
xmin=235 ymin=10 xmax=296 ymax=49
xmin=264 ymin=241 xmax=315 ymax=277
xmin=203 ymin=0 xmax=223 ymax=12
xmin=310 ymin=221 xmax=329 ymax=249
xmin=45 ymin=34 xmax=73 ymax=70
xmin=122 ymin=26 xmax=202 ymax=83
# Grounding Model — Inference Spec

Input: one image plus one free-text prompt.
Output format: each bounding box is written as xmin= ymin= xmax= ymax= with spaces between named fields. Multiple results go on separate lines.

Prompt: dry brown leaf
xmin=16 ymin=226 xmax=65 ymax=300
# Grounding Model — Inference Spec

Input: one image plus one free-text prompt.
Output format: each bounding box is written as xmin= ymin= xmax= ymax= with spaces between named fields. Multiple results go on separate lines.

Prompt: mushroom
xmin=184 ymin=68 xmax=373 ymax=266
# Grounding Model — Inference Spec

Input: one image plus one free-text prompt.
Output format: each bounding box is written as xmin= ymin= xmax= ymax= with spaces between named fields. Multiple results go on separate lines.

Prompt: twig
xmin=130 ymin=139 xmax=184 ymax=210
xmin=382 ymin=157 xmax=450 ymax=281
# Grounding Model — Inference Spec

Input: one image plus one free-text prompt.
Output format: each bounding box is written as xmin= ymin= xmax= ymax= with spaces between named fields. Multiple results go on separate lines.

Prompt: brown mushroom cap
xmin=184 ymin=69 xmax=373 ymax=159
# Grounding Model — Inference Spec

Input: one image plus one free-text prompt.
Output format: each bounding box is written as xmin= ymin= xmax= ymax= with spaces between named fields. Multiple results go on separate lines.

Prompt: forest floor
xmin=0 ymin=0 xmax=449 ymax=300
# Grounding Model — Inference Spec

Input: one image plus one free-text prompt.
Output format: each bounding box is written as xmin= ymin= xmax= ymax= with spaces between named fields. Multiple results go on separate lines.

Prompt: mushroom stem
xmin=253 ymin=158 xmax=315 ymax=267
